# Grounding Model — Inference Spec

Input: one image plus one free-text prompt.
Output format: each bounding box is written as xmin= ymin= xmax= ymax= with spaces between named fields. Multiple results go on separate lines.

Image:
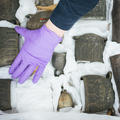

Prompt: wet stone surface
xmin=82 ymin=0 xmax=106 ymax=20
xmin=74 ymin=34 xmax=106 ymax=63
xmin=0 ymin=0 xmax=19 ymax=22
xmin=52 ymin=52 xmax=66 ymax=76
xmin=81 ymin=72 xmax=115 ymax=113
xmin=112 ymin=0 xmax=120 ymax=43
xmin=27 ymin=11 xmax=52 ymax=30
xmin=0 ymin=28 xmax=19 ymax=67
xmin=0 ymin=79 xmax=11 ymax=111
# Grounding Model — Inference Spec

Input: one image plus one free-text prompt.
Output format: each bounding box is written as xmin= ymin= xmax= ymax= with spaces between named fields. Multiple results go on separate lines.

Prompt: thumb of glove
xmin=15 ymin=26 xmax=29 ymax=37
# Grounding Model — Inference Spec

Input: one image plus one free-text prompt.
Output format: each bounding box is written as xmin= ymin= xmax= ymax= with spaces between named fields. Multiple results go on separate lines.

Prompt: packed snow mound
xmin=0 ymin=112 xmax=120 ymax=120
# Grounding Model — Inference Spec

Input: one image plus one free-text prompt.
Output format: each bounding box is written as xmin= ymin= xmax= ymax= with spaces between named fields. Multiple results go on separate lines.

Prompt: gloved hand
xmin=9 ymin=25 xmax=62 ymax=84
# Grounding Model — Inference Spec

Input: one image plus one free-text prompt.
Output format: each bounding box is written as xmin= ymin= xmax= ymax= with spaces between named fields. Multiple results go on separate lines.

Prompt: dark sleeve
xmin=50 ymin=0 xmax=99 ymax=30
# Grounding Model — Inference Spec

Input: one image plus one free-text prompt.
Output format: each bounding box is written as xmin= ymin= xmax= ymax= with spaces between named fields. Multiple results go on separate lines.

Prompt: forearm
xmin=45 ymin=19 xmax=65 ymax=37
xmin=50 ymin=0 xmax=99 ymax=30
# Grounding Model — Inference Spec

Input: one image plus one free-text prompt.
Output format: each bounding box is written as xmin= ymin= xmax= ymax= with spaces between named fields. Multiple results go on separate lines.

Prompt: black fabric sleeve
xmin=50 ymin=0 xmax=99 ymax=30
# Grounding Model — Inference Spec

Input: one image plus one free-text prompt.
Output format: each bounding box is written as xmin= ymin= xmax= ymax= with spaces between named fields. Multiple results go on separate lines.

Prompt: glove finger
xmin=15 ymin=26 xmax=28 ymax=37
xmin=12 ymin=61 xmax=28 ymax=79
xmin=32 ymin=64 xmax=45 ymax=83
xmin=18 ymin=65 xmax=37 ymax=84
xmin=9 ymin=55 xmax=22 ymax=74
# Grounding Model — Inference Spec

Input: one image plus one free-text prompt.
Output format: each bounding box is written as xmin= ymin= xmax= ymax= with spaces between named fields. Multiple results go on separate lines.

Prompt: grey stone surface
xmin=74 ymin=34 xmax=106 ymax=63
xmin=0 ymin=79 xmax=11 ymax=111
xmin=82 ymin=0 xmax=106 ymax=20
xmin=112 ymin=0 xmax=120 ymax=43
xmin=81 ymin=72 xmax=115 ymax=113
xmin=0 ymin=28 xmax=19 ymax=67
xmin=0 ymin=0 xmax=19 ymax=22
xmin=27 ymin=11 xmax=52 ymax=30
xmin=52 ymin=52 xmax=66 ymax=76
xmin=36 ymin=0 xmax=53 ymax=6
xmin=110 ymin=54 xmax=120 ymax=107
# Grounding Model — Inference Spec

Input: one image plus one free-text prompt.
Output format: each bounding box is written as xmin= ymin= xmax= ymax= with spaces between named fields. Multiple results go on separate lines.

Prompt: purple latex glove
xmin=9 ymin=25 xmax=62 ymax=84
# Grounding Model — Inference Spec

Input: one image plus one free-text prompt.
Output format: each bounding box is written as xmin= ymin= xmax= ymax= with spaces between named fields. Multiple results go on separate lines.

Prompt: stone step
xmin=0 ymin=28 xmax=19 ymax=67
xmin=110 ymin=54 xmax=120 ymax=112
xmin=81 ymin=72 xmax=115 ymax=113
xmin=0 ymin=0 xmax=19 ymax=23
xmin=112 ymin=0 xmax=120 ymax=43
xmin=82 ymin=0 xmax=106 ymax=20
xmin=0 ymin=79 xmax=11 ymax=111
xmin=73 ymin=33 xmax=106 ymax=63
xmin=36 ymin=0 xmax=54 ymax=6
xmin=26 ymin=11 xmax=52 ymax=30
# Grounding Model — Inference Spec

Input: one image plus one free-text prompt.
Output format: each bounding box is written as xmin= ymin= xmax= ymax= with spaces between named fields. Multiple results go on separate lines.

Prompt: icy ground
xmin=0 ymin=0 xmax=120 ymax=119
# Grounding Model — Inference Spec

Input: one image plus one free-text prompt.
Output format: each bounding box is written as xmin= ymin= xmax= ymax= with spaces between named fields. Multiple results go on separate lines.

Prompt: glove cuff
xmin=42 ymin=24 xmax=62 ymax=44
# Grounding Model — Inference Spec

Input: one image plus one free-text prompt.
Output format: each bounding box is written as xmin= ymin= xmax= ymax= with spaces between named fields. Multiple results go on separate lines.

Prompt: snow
xmin=0 ymin=0 xmax=120 ymax=119
xmin=54 ymin=0 xmax=60 ymax=4
xmin=0 ymin=112 xmax=120 ymax=120
xmin=16 ymin=0 xmax=37 ymax=23
xmin=0 ymin=20 xmax=17 ymax=28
